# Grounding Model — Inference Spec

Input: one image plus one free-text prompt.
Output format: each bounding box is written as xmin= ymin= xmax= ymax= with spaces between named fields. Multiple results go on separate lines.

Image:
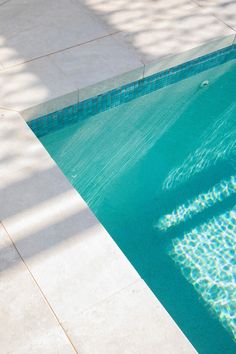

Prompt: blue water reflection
xmin=156 ymin=175 xmax=236 ymax=231
xmin=163 ymin=103 xmax=236 ymax=191
xmin=39 ymin=58 xmax=236 ymax=353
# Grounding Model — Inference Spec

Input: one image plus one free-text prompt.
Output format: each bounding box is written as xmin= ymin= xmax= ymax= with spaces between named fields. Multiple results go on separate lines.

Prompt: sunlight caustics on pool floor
xmin=39 ymin=59 xmax=236 ymax=353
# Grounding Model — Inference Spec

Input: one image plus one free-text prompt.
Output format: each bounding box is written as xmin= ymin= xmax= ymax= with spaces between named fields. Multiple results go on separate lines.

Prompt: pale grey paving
xmin=193 ymin=0 xmax=236 ymax=31
xmin=0 ymin=0 xmax=115 ymax=68
xmin=68 ymin=279 xmax=196 ymax=354
xmin=0 ymin=34 xmax=143 ymax=119
xmin=0 ymin=223 xmax=76 ymax=354
xmin=78 ymin=0 xmax=234 ymax=63
xmin=0 ymin=110 xmax=51 ymax=177
xmin=0 ymin=0 xmax=235 ymax=119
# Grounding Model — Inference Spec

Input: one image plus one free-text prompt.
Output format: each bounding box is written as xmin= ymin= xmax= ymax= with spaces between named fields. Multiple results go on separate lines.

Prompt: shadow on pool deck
xmin=0 ymin=2 xmax=235 ymax=353
xmin=0 ymin=0 xmax=235 ymax=117
xmin=0 ymin=0 xmax=234 ymax=274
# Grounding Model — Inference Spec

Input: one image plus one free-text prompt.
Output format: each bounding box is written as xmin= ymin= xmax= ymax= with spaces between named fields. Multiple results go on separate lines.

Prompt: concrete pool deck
xmin=0 ymin=0 xmax=235 ymax=353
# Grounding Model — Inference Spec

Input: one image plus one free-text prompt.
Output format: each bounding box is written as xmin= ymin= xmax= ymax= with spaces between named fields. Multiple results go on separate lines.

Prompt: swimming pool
xmin=30 ymin=46 xmax=236 ymax=353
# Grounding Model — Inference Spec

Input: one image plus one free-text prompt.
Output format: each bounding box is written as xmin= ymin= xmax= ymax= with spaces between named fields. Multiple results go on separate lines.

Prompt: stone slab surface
xmin=0 ymin=56 xmax=79 ymax=112
xmin=143 ymin=33 xmax=235 ymax=77
xmin=0 ymin=0 xmax=114 ymax=69
xmin=0 ymin=34 xmax=143 ymax=118
xmin=0 ymin=223 xmax=75 ymax=354
xmin=194 ymin=0 xmax=236 ymax=31
xmin=0 ymin=110 xmax=50 ymax=177
xmin=0 ymin=0 xmax=235 ymax=118
xmin=80 ymin=0 xmax=235 ymax=63
xmin=68 ymin=279 xmax=196 ymax=354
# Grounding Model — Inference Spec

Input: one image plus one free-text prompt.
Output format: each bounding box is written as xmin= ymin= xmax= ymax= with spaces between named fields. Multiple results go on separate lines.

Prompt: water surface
xmin=40 ymin=59 xmax=236 ymax=354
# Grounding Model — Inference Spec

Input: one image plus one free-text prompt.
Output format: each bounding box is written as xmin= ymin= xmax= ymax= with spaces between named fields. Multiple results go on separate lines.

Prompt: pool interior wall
xmin=29 ymin=44 xmax=236 ymax=137
xmin=29 ymin=47 xmax=236 ymax=354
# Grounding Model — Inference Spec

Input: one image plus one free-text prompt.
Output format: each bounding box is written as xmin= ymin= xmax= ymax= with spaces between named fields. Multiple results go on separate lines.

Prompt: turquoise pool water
xmin=39 ymin=59 xmax=236 ymax=353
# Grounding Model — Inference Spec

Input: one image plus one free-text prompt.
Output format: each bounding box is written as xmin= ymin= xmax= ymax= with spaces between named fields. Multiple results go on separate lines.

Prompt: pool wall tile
xmin=144 ymin=34 xmax=235 ymax=77
xmin=79 ymin=65 xmax=144 ymax=102
xmin=28 ymin=44 xmax=236 ymax=138
xmin=22 ymin=90 xmax=79 ymax=122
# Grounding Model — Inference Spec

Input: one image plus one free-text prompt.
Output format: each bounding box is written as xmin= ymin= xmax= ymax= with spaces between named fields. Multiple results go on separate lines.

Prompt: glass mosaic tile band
xmin=29 ymin=44 xmax=236 ymax=137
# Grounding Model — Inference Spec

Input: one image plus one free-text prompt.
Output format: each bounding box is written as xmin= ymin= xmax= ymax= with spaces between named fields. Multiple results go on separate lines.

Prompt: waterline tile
xmin=29 ymin=44 xmax=236 ymax=138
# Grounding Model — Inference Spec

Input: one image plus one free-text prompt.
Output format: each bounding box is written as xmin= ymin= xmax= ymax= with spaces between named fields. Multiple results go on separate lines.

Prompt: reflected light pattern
xmin=170 ymin=207 xmax=236 ymax=340
xmin=42 ymin=84 xmax=195 ymax=211
xmin=163 ymin=103 xmax=236 ymax=191
xmin=156 ymin=175 xmax=236 ymax=231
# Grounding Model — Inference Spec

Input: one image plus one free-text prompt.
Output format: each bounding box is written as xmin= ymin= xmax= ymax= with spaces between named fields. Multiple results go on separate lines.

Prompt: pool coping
xmin=29 ymin=43 xmax=236 ymax=137
xmin=1 ymin=32 xmax=236 ymax=353
xmin=21 ymin=33 xmax=236 ymax=122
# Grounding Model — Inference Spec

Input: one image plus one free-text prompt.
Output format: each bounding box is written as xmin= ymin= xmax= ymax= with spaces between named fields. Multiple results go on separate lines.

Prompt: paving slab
xmin=143 ymin=34 xmax=235 ymax=77
xmin=47 ymin=34 xmax=143 ymax=104
xmin=0 ymin=0 xmax=113 ymax=69
xmin=194 ymin=0 xmax=236 ymax=31
xmin=0 ymin=110 xmax=51 ymax=177
xmin=112 ymin=2 xmax=234 ymax=65
xmin=78 ymin=0 xmax=235 ymax=62
xmin=0 ymin=223 xmax=75 ymax=354
xmin=0 ymin=34 xmax=143 ymax=119
xmin=0 ymin=56 xmax=79 ymax=113
xmin=78 ymin=0 xmax=197 ymax=28
xmin=0 ymin=0 xmax=235 ymax=119
xmin=67 ymin=279 xmax=197 ymax=354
